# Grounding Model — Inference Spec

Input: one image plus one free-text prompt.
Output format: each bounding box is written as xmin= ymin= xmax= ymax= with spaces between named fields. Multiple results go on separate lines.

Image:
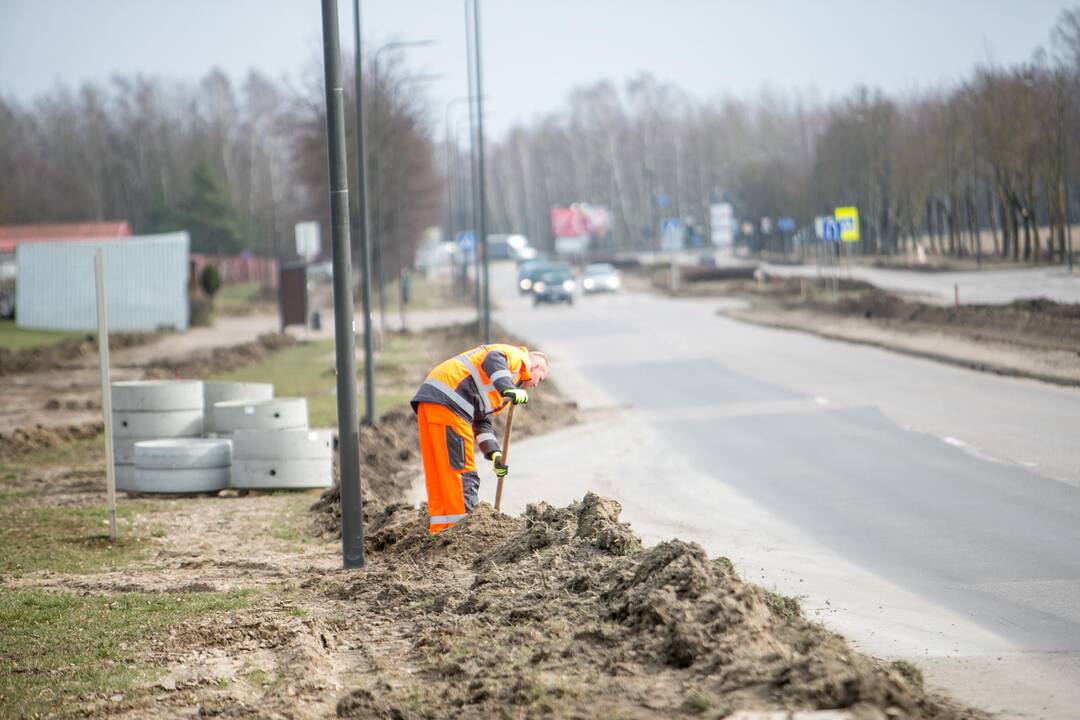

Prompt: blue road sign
xmin=777 ymin=217 xmax=796 ymax=233
xmin=661 ymin=218 xmax=682 ymax=233
xmin=823 ymin=220 xmax=841 ymax=241
xmin=456 ymin=231 xmax=475 ymax=251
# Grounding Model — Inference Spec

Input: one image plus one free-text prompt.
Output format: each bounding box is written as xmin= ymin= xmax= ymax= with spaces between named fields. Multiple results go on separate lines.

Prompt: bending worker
xmin=410 ymin=344 xmax=550 ymax=533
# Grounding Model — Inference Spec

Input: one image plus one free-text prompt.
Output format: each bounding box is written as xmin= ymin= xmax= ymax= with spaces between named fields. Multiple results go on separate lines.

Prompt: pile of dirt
xmin=800 ymin=289 xmax=1080 ymax=351
xmin=143 ymin=332 xmax=297 ymax=379
xmin=0 ymin=421 xmax=103 ymax=460
xmin=310 ymin=408 xmax=421 ymax=538
xmin=325 ymin=493 xmax=985 ymax=719
xmin=0 ymin=332 xmax=153 ymax=376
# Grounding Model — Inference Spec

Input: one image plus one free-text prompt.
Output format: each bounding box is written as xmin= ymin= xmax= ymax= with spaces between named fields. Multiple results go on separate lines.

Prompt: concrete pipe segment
xmin=232 ymin=429 xmax=332 ymax=489
xmin=111 ymin=380 xmax=205 ymax=492
xmin=130 ymin=438 xmax=233 ymax=493
xmin=211 ymin=398 xmax=309 ymax=436
xmin=203 ymin=382 xmax=273 ymax=433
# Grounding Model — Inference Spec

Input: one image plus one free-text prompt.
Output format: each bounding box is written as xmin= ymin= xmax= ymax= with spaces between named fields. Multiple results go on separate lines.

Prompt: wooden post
xmin=494 ymin=405 xmax=515 ymax=512
xmin=95 ymin=248 xmax=117 ymax=541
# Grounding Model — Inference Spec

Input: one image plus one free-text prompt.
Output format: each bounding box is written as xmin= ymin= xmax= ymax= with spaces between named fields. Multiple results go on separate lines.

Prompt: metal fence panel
xmin=16 ymin=232 xmax=189 ymax=331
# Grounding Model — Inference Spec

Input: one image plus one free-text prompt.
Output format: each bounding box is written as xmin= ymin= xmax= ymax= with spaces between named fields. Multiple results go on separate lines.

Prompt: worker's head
xmin=522 ymin=351 xmax=549 ymax=388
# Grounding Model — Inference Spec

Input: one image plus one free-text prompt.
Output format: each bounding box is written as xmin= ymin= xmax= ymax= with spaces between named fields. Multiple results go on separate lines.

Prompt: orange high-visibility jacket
xmin=410 ymin=343 xmax=533 ymax=458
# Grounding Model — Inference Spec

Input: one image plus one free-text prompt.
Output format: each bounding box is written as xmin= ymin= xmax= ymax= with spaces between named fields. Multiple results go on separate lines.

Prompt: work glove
xmin=492 ymin=451 xmax=509 ymax=478
xmin=501 ymin=388 xmax=529 ymax=405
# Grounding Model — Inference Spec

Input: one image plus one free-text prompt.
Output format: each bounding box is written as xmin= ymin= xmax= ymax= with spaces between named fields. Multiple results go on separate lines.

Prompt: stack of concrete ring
xmin=110 ymin=379 xmax=332 ymax=495
xmin=209 ymin=394 xmax=332 ymax=491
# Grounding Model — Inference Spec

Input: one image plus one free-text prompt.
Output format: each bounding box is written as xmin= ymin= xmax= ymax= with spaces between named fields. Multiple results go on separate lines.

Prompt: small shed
xmin=16 ymin=232 xmax=190 ymax=332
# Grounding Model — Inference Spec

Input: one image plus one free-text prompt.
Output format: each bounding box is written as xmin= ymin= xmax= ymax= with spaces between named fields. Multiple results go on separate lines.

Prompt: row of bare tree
xmin=0 ymin=55 xmax=441 ymax=281
xmin=479 ymin=8 xmax=1080 ymax=263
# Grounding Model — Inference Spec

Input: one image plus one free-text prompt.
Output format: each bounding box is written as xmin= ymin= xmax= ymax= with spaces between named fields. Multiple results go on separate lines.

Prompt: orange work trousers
xmin=416 ymin=402 xmax=480 ymax=533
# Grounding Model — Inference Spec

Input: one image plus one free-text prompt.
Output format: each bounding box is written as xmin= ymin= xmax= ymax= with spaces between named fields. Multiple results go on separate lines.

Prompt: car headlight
xmin=520 ymin=278 xmax=532 ymax=290
xmin=583 ymin=279 xmax=594 ymax=290
xmin=562 ymin=280 xmax=575 ymax=292
xmin=608 ymin=276 xmax=620 ymax=288
xmin=533 ymin=281 xmax=546 ymax=293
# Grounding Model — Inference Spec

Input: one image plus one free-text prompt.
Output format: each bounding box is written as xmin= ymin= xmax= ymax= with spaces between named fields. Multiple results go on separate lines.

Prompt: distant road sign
xmin=835 ymin=206 xmax=860 ymax=242
xmin=815 ymin=216 xmax=840 ymax=241
xmin=661 ymin=218 xmax=684 ymax=251
xmin=777 ymin=217 xmax=796 ymax=233
xmin=294 ymin=221 xmax=321 ymax=260
xmin=456 ymin=231 xmax=475 ymax=251
xmin=710 ymin=203 xmax=734 ymax=247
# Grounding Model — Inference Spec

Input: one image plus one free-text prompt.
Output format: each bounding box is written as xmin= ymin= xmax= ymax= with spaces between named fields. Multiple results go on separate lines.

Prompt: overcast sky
xmin=0 ymin=0 xmax=1071 ymax=138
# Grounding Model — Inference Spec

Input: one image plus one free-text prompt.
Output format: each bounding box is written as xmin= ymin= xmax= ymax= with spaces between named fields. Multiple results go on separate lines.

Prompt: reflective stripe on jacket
xmin=411 ymin=343 xmax=532 ymax=457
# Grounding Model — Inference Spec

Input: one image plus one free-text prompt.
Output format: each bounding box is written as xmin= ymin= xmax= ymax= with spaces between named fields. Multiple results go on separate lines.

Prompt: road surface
xmin=482 ymin=263 xmax=1080 ymax=718
xmin=759 ymin=261 xmax=1080 ymax=306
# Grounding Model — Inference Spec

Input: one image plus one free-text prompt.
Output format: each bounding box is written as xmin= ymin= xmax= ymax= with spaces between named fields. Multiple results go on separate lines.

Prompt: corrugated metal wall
xmin=16 ymin=232 xmax=189 ymax=331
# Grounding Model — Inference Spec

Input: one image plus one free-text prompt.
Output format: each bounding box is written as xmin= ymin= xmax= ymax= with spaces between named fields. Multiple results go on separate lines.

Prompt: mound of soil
xmin=800 ymin=289 xmax=1080 ymax=351
xmin=143 ymin=333 xmax=297 ymax=379
xmin=0 ymin=332 xmax=152 ymax=376
xmin=0 ymin=421 xmax=103 ymax=460
xmin=310 ymin=408 xmax=421 ymax=538
xmin=326 ymin=493 xmax=985 ymax=719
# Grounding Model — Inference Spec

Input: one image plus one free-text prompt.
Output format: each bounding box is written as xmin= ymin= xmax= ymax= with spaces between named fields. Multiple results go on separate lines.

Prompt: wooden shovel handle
xmin=494 ymin=405 xmax=516 ymax=512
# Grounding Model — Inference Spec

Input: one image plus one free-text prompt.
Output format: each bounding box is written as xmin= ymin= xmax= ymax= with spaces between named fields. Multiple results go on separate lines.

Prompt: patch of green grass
xmin=0 ymin=319 xmax=83 ymax=350
xmin=680 ymin=691 xmax=712 ymax=714
xmin=761 ymin=588 xmax=802 ymax=621
xmin=0 ymin=588 xmax=252 ymax=717
xmin=215 ymin=282 xmax=263 ymax=313
xmin=0 ymin=503 xmax=156 ymax=576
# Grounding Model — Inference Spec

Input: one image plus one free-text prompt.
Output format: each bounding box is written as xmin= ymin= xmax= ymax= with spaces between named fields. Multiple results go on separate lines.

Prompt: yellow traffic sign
xmin=835 ymin=206 xmax=860 ymax=243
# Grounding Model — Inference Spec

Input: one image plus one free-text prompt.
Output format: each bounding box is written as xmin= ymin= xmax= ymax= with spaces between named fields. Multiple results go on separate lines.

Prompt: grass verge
xmin=0 ymin=319 xmax=82 ymax=351
xmin=0 ymin=588 xmax=253 ymax=717
xmin=0 ymin=502 xmax=160 ymax=576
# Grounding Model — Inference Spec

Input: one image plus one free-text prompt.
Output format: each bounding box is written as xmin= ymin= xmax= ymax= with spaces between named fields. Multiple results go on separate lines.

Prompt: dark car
xmin=517 ymin=259 xmax=550 ymax=294
xmin=531 ymin=264 xmax=575 ymax=306
xmin=581 ymin=263 xmax=620 ymax=294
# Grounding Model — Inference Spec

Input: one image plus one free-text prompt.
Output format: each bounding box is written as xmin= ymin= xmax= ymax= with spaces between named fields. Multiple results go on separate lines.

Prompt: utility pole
xmin=320 ymin=0 xmax=365 ymax=569
xmin=352 ymin=0 xmax=375 ymax=426
xmin=968 ymin=89 xmax=981 ymax=270
xmin=472 ymin=0 xmax=491 ymax=342
xmin=1065 ymin=74 xmax=1074 ymax=273
xmin=465 ymin=0 xmax=483 ymax=330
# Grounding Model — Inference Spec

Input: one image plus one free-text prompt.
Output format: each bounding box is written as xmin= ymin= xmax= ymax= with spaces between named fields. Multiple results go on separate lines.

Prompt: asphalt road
xmin=759 ymin=261 xmax=1080 ymax=305
xmin=487 ymin=263 xmax=1080 ymax=717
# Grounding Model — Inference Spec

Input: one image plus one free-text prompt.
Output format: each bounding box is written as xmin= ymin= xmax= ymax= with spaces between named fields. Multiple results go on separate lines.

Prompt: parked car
xmin=581 ymin=263 xmax=620 ymax=294
xmin=531 ymin=264 xmax=575 ymax=306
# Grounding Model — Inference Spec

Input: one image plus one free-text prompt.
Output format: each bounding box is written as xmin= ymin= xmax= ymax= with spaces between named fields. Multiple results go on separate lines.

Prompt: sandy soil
xmin=2 ymin=472 xmax=986 ymax=720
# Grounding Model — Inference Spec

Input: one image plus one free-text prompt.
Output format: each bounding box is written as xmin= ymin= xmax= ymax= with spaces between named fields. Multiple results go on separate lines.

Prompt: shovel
xmin=494 ymin=404 xmax=516 ymax=512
